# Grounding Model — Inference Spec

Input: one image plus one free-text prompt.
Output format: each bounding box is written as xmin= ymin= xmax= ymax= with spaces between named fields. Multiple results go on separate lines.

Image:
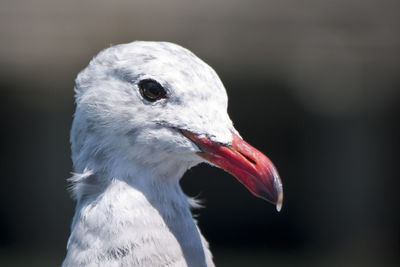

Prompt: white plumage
xmin=63 ymin=41 xmax=282 ymax=267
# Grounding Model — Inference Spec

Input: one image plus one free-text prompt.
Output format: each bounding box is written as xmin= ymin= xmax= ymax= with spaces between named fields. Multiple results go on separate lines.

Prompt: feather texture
xmin=63 ymin=41 xmax=237 ymax=266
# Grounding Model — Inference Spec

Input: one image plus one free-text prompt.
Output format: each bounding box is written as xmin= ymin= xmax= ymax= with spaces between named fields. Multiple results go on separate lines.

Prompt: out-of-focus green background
xmin=1 ymin=0 xmax=399 ymax=266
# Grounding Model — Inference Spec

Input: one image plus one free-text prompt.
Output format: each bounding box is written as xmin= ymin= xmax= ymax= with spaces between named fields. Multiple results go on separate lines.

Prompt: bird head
xmin=71 ymin=41 xmax=283 ymax=210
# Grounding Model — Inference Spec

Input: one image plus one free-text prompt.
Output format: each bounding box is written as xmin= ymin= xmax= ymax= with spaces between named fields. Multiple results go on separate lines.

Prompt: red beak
xmin=181 ymin=130 xmax=283 ymax=211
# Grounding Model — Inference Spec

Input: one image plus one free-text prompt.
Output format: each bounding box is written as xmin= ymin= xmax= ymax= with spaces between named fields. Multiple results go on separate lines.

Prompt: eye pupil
xmin=138 ymin=79 xmax=166 ymax=102
xmin=145 ymin=83 xmax=160 ymax=97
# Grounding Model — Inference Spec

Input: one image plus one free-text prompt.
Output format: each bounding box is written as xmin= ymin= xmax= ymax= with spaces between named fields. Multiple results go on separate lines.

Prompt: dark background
xmin=0 ymin=0 xmax=399 ymax=266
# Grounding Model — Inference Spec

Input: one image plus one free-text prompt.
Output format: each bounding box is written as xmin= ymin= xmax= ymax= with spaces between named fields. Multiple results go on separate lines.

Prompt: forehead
xmin=117 ymin=41 xmax=207 ymax=70
xmin=111 ymin=42 xmax=227 ymax=98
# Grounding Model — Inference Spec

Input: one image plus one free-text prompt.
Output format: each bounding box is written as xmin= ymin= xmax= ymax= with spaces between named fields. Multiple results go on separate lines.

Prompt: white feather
xmin=63 ymin=41 xmax=236 ymax=267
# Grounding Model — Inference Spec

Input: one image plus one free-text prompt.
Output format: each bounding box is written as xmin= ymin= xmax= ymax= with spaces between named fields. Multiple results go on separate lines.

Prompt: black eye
xmin=138 ymin=79 xmax=166 ymax=102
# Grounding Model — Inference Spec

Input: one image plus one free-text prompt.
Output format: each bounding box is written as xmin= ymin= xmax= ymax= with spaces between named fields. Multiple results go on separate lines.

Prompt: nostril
xmin=238 ymin=151 xmax=257 ymax=165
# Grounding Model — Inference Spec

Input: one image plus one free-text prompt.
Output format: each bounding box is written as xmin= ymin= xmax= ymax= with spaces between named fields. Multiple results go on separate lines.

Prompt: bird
xmin=62 ymin=41 xmax=283 ymax=267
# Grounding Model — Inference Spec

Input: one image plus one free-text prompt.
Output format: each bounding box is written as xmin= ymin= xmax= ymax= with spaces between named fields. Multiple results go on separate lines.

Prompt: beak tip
xmin=275 ymin=192 xmax=283 ymax=212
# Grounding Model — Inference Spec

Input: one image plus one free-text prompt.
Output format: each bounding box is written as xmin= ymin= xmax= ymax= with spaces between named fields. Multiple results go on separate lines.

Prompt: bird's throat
xmin=64 ymin=172 xmax=212 ymax=267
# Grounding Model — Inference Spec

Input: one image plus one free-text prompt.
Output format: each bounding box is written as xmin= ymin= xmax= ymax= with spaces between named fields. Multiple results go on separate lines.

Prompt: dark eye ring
xmin=138 ymin=79 xmax=166 ymax=102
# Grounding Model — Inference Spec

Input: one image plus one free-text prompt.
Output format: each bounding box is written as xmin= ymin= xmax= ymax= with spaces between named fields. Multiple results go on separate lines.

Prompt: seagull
xmin=62 ymin=41 xmax=283 ymax=267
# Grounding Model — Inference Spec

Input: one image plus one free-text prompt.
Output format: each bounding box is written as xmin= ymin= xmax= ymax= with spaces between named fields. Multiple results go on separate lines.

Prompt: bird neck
xmin=63 ymin=164 xmax=213 ymax=267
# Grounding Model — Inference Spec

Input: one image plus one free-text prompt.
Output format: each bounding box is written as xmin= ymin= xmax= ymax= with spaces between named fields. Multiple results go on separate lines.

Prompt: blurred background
xmin=0 ymin=0 xmax=399 ymax=266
